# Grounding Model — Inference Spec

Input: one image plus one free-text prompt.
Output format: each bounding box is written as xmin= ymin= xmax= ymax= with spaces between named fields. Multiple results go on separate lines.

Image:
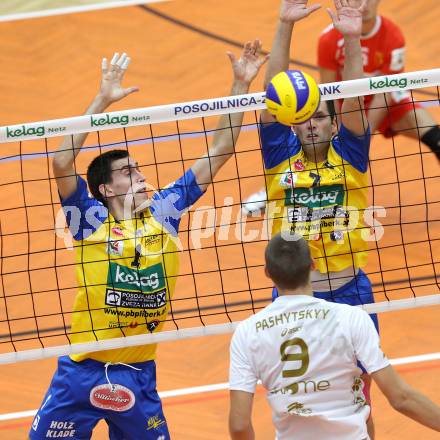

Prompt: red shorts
xmin=365 ymin=91 xmax=422 ymax=138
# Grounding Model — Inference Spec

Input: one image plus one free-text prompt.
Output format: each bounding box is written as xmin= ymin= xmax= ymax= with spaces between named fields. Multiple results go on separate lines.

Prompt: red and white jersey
xmin=318 ymin=16 xmax=405 ymax=81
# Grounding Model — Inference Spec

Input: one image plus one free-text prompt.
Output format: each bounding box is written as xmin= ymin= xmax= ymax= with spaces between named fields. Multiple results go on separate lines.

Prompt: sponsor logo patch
xmin=45 ymin=421 xmax=76 ymax=438
xmin=147 ymin=320 xmax=160 ymax=332
xmin=105 ymin=288 xmax=167 ymax=309
xmin=280 ymin=168 xmax=298 ymax=188
xmin=369 ymin=76 xmax=407 ymax=90
xmin=107 ymin=240 xmax=124 ymax=256
xmin=147 ymin=414 xmax=166 ymax=430
xmin=287 ymin=401 xmax=312 ymax=415
xmin=293 ymin=159 xmax=305 ymax=171
xmin=31 ymin=415 xmax=40 ymax=431
xmin=6 ymin=124 xmax=45 ymax=138
xmin=90 ymin=114 xmax=129 ymax=127
xmin=108 ymin=262 xmax=165 ymax=293
xmin=90 ymin=384 xmax=135 ymax=412
xmin=285 ymin=184 xmax=344 ymax=208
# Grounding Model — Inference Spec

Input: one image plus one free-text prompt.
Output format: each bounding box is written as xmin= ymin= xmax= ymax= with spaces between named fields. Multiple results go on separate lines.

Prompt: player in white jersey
xmin=229 ymin=233 xmax=440 ymax=440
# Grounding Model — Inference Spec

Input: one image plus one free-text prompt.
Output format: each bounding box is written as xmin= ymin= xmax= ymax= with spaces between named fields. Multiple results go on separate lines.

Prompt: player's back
xmin=231 ymin=295 xmax=388 ymax=439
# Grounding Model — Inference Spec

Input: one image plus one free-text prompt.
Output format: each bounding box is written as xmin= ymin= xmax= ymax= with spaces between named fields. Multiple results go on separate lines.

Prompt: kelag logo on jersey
xmin=108 ymin=262 xmax=165 ymax=292
xmin=285 ymin=184 xmax=344 ymax=208
xmin=105 ymin=263 xmax=167 ymax=309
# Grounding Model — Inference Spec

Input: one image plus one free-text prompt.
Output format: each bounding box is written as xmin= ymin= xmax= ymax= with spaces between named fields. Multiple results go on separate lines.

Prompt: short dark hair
xmin=87 ymin=149 xmax=129 ymax=205
xmin=265 ymin=233 xmax=312 ymax=290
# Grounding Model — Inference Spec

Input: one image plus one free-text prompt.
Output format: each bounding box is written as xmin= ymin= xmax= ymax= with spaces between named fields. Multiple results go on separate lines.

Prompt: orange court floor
xmin=0 ymin=0 xmax=439 ymax=439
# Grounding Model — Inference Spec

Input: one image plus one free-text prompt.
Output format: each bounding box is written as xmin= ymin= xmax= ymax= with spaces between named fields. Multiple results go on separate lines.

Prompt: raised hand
xmin=98 ymin=52 xmax=139 ymax=106
xmin=279 ymin=0 xmax=321 ymax=23
xmin=327 ymin=0 xmax=367 ymax=37
xmin=227 ymin=40 xmax=270 ymax=85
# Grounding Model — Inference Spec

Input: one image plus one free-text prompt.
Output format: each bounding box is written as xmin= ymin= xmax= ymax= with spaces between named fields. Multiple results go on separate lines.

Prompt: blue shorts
xmin=29 ymin=356 xmax=170 ymax=440
xmin=272 ymin=269 xmax=379 ymax=373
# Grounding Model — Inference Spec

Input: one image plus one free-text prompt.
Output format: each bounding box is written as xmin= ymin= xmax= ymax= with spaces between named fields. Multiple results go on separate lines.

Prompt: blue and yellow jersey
xmin=260 ymin=122 xmax=371 ymax=274
xmin=61 ymin=170 xmax=203 ymax=363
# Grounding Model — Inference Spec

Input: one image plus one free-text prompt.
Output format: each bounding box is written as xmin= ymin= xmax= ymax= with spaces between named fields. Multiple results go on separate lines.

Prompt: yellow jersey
xmin=61 ymin=170 xmax=203 ymax=363
xmin=260 ymin=122 xmax=371 ymax=273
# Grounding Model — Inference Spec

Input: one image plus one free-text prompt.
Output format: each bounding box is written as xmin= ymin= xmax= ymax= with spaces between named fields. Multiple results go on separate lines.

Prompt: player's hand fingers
xmin=243 ymin=41 xmax=253 ymax=55
xmin=226 ymin=51 xmax=237 ymax=65
xmin=326 ymin=8 xmax=337 ymax=23
xmin=119 ymin=57 xmax=131 ymax=80
xmin=121 ymin=57 xmax=131 ymax=70
xmin=102 ymin=57 xmax=108 ymax=74
xmin=359 ymin=0 xmax=367 ymax=12
xmin=116 ymin=52 xmax=127 ymax=68
xmin=307 ymin=3 xmax=321 ymax=15
xmin=123 ymin=86 xmax=139 ymax=97
xmin=257 ymin=53 xmax=270 ymax=68
xmin=253 ymin=39 xmax=263 ymax=53
xmin=109 ymin=52 xmax=119 ymax=72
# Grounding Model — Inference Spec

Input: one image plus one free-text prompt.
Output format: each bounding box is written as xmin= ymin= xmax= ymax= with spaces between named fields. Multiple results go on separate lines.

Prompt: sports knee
xmin=421 ymin=126 xmax=440 ymax=159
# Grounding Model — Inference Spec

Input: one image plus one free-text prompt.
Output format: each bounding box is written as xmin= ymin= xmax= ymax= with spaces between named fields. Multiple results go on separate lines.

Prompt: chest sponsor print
xmin=90 ymin=384 xmax=135 ymax=412
xmin=105 ymin=288 xmax=167 ymax=309
xmin=108 ymin=262 xmax=165 ymax=292
xmin=285 ymin=184 xmax=344 ymax=208
xmin=106 ymin=263 xmax=167 ymax=309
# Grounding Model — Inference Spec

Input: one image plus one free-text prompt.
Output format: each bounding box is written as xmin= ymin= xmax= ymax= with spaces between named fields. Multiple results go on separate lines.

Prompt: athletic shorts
xmin=29 ymin=356 xmax=170 ymax=440
xmin=366 ymin=90 xmax=422 ymax=138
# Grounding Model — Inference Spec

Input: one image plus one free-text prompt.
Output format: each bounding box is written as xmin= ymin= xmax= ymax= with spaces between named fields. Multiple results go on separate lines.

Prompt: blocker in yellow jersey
xmin=31 ymin=42 xmax=270 ymax=440
xmin=62 ymin=172 xmax=200 ymax=364
xmin=261 ymin=122 xmax=370 ymax=274
xmin=256 ymin=0 xmax=379 ymax=435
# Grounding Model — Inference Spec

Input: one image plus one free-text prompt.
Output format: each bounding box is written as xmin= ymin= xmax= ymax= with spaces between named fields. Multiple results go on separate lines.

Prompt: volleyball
xmin=265 ymin=70 xmax=321 ymax=125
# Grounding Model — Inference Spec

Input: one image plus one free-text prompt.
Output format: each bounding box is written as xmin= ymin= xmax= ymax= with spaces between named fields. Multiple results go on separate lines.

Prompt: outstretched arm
xmin=229 ymin=390 xmax=255 ymax=440
xmin=327 ymin=0 xmax=368 ymax=135
xmin=373 ymin=365 xmax=440 ymax=431
xmin=261 ymin=0 xmax=321 ymax=123
xmin=191 ymin=40 xmax=269 ymax=192
xmin=53 ymin=53 xmax=139 ymax=200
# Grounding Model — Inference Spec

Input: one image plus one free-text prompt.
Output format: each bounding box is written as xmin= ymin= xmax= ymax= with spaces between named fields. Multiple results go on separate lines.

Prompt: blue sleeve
xmin=259 ymin=121 xmax=301 ymax=169
xmin=332 ymin=124 xmax=371 ymax=173
xmin=150 ymin=168 xmax=203 ymax=236
xmin=60 ymin=176 xmax=108 ymax=241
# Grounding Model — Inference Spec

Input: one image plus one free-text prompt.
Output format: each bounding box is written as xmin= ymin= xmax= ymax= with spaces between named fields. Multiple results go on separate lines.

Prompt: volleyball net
xmin=0 ymin=69 xmax=439 ymax=364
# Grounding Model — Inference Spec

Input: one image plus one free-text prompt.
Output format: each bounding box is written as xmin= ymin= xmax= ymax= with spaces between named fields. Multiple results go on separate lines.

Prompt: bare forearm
xmin=54 ymin=94 xmax=111 ymax=170
xmin=365 ymin=93 xmax=388 ymax=132
xmin=343 ymin=36 xmax=363 ymax=82
xmin=191 ymin=79 xmax=251 ymax=190
xmin=264 ymin=20 xmax=294 ymax=87
xmin=340 ymin=35 xmax=367 ymax=131
xmin=230 ymin=425 xmax=255 ymax=440
xmin=396 ymin=389 xmax=440 ymax=431
xmin=211 ymin=80 xmax=250 ymax=154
